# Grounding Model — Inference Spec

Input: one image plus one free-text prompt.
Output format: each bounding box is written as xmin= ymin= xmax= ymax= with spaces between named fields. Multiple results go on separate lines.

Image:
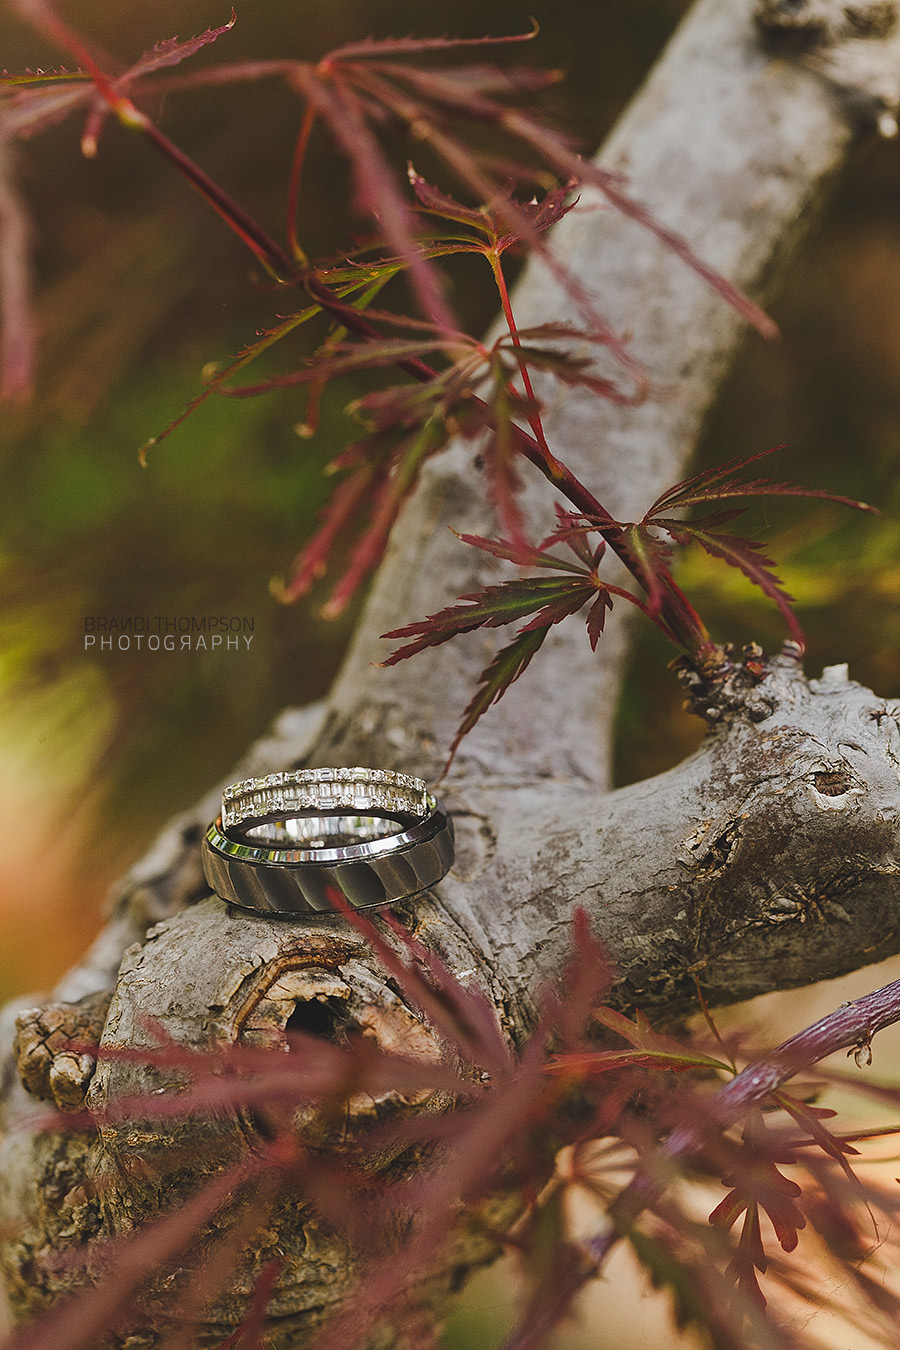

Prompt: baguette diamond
xmin=221 ymin=767 xmax=430 ymax=832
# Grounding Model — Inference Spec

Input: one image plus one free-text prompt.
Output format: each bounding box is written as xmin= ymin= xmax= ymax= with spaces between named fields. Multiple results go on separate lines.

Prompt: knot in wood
xmin=674 ymin=642 xmax=783 ymax=726
xmin=813 ymin=768 xmax=857 ymax=795
xmin=13 ymin=990 xmax=112 ymax=1112
xmin=754 ymin=0 xmax=900 ymax=137
xmin=754 ymin=0 xmax=898 ymax=44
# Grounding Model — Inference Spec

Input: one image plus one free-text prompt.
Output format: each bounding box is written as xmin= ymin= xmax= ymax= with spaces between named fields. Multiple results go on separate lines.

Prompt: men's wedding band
xmin=201 ymin=767 xmax=454 ymax=915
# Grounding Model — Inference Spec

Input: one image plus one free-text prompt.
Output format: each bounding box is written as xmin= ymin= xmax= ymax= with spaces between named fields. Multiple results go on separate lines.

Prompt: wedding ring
xmin=201 ymin=767 xmax=454 ymax=915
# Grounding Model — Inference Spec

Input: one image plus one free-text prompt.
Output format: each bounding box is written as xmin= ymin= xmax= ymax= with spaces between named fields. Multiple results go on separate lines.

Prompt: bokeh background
xmin=1 ymin=1 xmax=900 ymax=1345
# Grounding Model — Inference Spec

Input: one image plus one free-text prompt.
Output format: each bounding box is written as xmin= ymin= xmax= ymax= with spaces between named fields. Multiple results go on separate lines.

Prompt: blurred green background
xmin=1 ymin=0 xmax=898 ymax=997
xmin=1 ymin=2 xmax=899 ymax=1346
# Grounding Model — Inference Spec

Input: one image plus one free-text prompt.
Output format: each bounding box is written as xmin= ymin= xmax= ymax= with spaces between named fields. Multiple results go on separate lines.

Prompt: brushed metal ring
xmin=202 ymin=767 xmax=454 ymax=916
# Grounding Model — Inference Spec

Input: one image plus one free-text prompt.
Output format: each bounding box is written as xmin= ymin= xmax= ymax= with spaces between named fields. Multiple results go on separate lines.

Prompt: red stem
xmin=138 ymin=119 xmax=294 ymax=279
xmin=488 ymin=248 xmax=563 ymax=475
xmin=286 ymin=104 xmax=317 ymax=265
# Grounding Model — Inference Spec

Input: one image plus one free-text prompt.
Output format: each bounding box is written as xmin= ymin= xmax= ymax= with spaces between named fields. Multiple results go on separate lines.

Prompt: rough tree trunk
xmin=3 ymin=1 xmax=900 ymax=1344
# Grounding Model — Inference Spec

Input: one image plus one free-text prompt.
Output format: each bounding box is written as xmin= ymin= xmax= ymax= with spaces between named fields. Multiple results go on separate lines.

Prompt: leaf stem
xmin=487 ymin=248 xmax=562 ymax=477
xmin=136 ymin=118 xmax=294 ymax=280
xmin=286 ymin=104 xmax=316 ymax=265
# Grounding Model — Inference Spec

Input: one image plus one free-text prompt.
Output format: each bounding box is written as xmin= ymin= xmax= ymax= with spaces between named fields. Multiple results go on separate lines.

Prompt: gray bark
xmin=3 ymin=0 xmax=900 ymax=1343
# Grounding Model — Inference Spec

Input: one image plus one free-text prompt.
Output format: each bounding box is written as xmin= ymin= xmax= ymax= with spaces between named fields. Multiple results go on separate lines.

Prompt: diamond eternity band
xmin=222 ymin=767 xmax=430 ymax=831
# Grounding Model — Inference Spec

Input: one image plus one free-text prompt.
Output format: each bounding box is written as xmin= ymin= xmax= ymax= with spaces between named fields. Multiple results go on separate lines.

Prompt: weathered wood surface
xmin=2 ymin=0 xmax=900 ymax=1343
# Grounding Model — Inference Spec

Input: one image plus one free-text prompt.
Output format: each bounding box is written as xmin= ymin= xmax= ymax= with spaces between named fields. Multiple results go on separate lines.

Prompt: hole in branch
xmin=285 ymin=997 xmax=343 ymax=1043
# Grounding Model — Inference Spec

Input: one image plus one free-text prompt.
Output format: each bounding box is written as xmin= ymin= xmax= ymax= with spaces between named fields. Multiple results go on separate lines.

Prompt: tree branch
xmin=3 ymin=1 xmax=900 ymax=1343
